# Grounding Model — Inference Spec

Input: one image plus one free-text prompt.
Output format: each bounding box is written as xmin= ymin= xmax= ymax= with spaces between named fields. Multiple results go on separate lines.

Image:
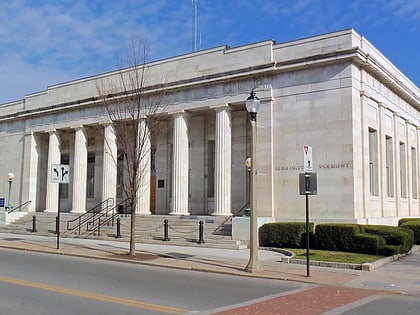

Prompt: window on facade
xmin=412 ymin=147 xmax=417 ymax=199
xmin=400 ymin=142 xmax=407 ymax=198
xmin=385 ymin=136 xmax=394 ymax=197
xmin=207 ymin=140 xmax=215 ymax=197
xmin=87 ymin=153 xmax=95 ymax=198
xmin=369 ymin=128 xmax=379 ymax=196
xmin=169 ymin=144 xmax=173 ymax=198
xmin=117 ymin=152 xmax=124 ymax=198
xmin=59 ymin=154 xmax=70 ymax=198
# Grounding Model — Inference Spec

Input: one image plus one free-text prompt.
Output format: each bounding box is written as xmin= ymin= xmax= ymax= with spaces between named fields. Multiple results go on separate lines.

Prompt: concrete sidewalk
xmin=1 ymin=232 xmax=420 ymax=314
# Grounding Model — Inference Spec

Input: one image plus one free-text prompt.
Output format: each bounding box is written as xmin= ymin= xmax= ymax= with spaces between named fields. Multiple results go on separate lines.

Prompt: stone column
xmin=22 ymin=132 xmax=39 ymax=212
xmin=213 ymin=106 xmax=232 ymax=215
xmin=170 ymin=112 xmax=190 ymax=215
xmin=136 ymin=118 xmax=151 ymax=214
xmin=71 ymin=126 xmax=87 ymax=213
xmin=102 ymin=124 xmax=117 ymax=207
xmin=45 ymin=130 xmax=60 ymax=212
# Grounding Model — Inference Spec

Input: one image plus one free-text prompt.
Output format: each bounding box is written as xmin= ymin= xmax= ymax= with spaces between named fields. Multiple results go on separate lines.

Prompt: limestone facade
xmin=0 ymin=29 xmax=419 ymax=225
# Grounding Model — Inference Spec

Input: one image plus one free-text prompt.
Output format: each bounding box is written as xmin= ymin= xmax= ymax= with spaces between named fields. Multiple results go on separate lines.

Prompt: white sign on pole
xmin=51 ymin=164 xmax=70 ymax=183
xmin=303 ymin=145 xmax=313 ymax=172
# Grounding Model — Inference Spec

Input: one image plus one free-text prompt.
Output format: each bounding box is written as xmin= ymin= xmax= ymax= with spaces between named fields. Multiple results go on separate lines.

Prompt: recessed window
xmin=412 ymin=147 xmax=417 ymax=199
xmin=369 ymin=128 xmax=379 ymax=196
xmin=87 ymin=153 xmax=95 ymax=198
xmin=386 ymin=136 xmax=394 ymax=197
xmin=400 ymin=142 xmax=407 ymax=198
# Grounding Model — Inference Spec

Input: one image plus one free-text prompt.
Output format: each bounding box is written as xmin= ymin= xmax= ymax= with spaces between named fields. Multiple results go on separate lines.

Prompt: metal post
xmin=163 ymin=219 xmax=169 ymax=241
xmin=55 ymin=216 xmax=59 ymax=234
xmin=56 ymin=184 xmax=61 ymax=249
xmin=245 ymin=117 xmax=263 ymax=273
xmin=197 ymin=220 xmax=205 ymax=244
xmin=6 ymin=174 xmax=14 ymax=212
xmin=32 ymin=215 xmax=37 ymax=233
xmin=305 ymin=173 xmax=310 ymax=277
xmin=116 ymin=218 xmax=121 ymax=238
xmin=97 ymin=217 xmax=101 ymax=237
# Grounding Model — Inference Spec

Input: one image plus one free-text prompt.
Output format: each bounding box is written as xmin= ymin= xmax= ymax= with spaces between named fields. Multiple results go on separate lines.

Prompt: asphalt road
xmin=0 ymin=248 xmax=304 ymax=314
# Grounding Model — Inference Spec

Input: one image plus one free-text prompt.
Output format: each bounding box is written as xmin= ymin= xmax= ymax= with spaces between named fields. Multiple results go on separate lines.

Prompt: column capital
xmin=170 ymin=109 xmax=188 ymax=117
xmin=210 ymin=104 xmax=231 ymax=112
xmin=44 ymin=129 xmax=58 ymax=135
xmin=71 ymin=125 xmax=85 ymax=130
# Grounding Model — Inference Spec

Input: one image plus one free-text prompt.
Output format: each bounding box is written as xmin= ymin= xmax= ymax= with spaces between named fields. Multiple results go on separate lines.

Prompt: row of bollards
xmin=163 ymin=219 xmax=205 ymax=244
xmin=31 ymin=215 xmax=205 ymax=244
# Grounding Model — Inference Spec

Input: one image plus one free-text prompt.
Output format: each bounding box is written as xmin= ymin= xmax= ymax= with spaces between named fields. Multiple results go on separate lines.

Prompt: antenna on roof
xmin=192 ymin=0 xmax=198 ymax=52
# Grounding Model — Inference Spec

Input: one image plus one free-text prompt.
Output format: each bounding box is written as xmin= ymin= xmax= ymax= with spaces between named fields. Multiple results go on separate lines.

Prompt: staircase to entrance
xmin=0 ymin=212 xmax=245 ymax=249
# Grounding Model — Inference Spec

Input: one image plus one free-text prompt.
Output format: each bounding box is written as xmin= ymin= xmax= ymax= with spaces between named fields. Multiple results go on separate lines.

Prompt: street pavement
xmin=0 ymin=232 xmax=419 ymax=314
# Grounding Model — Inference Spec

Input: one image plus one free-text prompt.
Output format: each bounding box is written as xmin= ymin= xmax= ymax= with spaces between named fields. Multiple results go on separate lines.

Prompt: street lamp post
xmin=7 ymin=173 xmax=14 ymax=212
xmin=245 ymin=90 xmax=263 ymax=273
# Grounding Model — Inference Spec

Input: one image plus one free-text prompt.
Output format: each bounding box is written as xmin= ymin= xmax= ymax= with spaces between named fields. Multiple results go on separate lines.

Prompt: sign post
xmin=299 ymin=145 xmax=317 ymax=277
xmin=52 ymin=164 xmax=69 ymax=249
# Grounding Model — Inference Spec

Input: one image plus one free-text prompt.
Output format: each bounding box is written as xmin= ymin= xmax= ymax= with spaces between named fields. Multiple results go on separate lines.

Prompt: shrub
xmin=353 ymin=233 xmax=386 ymax=254
xmin=398 ymin=218 xmax=420 ymax=226
xmin=378 ymin=245 xmax=400 ymax=256
xmin=314 ymin=224 xmax=362 ymax=252
xmin=259 ymin=222 xmax=313 ymax=248
xmin=364 ymin=225 xmax=414 ymax=254
xmin=400 ymin=221 xmax=420 ymax=245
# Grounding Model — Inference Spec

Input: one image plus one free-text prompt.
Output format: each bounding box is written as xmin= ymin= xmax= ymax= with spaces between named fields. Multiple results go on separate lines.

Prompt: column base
xmin=211 ymin=212 xmax=232 ymax=216
xmin=70 ymin=209 xmax=86 ymax=214
xmin=136 ymin=211 xmax=152 ymax=215
xmin=169 ymin=212 xmax=190 ymax=216
xmin=43 ymin=209 xmax=57 ymax=213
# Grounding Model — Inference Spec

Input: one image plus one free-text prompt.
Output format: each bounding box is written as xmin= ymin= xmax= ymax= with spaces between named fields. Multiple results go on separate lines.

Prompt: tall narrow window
xmin=412 ymin=147 xmax=417 ymax=199
xmin=400 ymin=142 xmax=407 ymax=198
xmin=60 ymin=154 xmax=69 ymax=198
xmin=207 ymin=140 xmax=215 ymax=197
xmin=117 ymin=152 xmax=124 ymax=198
xmin=385 ymin=136 xmax=394 ymax=197
xmin=87 ymin=153 xmax=95 ymax=198
xmin=369 ymin=128 xmax=379 ymax=195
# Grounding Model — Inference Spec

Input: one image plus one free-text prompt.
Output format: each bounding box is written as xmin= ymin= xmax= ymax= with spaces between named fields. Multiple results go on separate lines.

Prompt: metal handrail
xmin=66 ymin=198 xmax=114 ymax=235
xmin=86 ymin=198 xmax=132 ymax=236
xmin=6 ymin=200 xmax=32 ymax=214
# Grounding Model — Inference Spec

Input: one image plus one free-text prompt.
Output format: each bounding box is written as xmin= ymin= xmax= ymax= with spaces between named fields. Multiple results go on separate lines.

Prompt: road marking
xmin=0 ymin=275 xmax=188 ymax=314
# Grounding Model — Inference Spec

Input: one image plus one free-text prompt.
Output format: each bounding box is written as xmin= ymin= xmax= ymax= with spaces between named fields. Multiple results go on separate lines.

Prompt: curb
xmin=276 ymin=245 xmax=420 ymax=271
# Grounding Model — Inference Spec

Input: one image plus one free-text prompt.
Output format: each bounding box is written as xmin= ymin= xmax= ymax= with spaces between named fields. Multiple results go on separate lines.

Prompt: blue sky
xmin=0 ymin=0 xmax=419 ymax=104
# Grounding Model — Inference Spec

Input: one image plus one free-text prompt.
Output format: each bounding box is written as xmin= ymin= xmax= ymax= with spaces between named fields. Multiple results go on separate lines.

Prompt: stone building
xmin=1 ymin=29 xmax=419 ymax=226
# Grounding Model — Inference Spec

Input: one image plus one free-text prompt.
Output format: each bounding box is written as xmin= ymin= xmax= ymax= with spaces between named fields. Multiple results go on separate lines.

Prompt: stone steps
xmin=0 ymin=212 xmax=245 ymax=249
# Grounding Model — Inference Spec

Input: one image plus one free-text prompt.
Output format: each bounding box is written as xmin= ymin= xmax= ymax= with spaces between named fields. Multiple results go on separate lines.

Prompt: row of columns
xmin=170 ymin=106 xmax=232 ymax=216
xmin=39 ymin=105 xmax=233 ymax=216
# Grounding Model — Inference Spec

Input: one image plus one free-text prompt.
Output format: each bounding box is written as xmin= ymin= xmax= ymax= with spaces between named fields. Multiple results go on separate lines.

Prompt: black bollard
xmin=55 ymin=216 xmax=59 ymax=234
xmin=116 ymin=218 xmax=121 ymax=238
xmin=32 ymin=215 xmax=37 ymax=233
xmin=197 ymin=220 xmax=205 ymax=244
xmin=163 ymin=219 xmax=170 ymax=241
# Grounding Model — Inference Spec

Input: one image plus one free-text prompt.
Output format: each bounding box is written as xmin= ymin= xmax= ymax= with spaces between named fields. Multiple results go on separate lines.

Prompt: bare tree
xmin=96 ymin=37 xmax=166 ymax=256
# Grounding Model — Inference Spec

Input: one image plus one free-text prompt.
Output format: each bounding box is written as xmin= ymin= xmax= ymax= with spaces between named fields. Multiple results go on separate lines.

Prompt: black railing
xmin=5 ymin=200 xmax=32 ymax=214
xmin=66 ymin=198 xmax=114 ymax=235
xmin=86 ymin=198 xmax=132 ymax=236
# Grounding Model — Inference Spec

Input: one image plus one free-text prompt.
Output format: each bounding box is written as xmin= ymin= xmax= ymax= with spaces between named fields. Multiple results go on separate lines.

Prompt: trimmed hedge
xmin=364 ymin=225 xmax=414 ymax=254
xmin=353 ymin=233 xmax=385 ymax=254
xmin=259 ymin=222 xmax=415 ymax=255
xmin=314 ymin=224 xmax=362 ymax=251
xmin=259 ymin=222 xmax=314 ymax=248
xmin=398 ymin=218 xmax=420 ymax=226
xmin=400 ymin=221 xmax=420 ymax=245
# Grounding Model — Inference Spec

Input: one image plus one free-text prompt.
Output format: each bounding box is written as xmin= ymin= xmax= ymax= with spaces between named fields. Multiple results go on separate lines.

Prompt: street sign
xmin=303 ymin=145 xmax=313 ymax=172
xmin=299 ymin=172 xmax=318 ymax=195
xmin=51 ymin=164 xmax=70 ymax=183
